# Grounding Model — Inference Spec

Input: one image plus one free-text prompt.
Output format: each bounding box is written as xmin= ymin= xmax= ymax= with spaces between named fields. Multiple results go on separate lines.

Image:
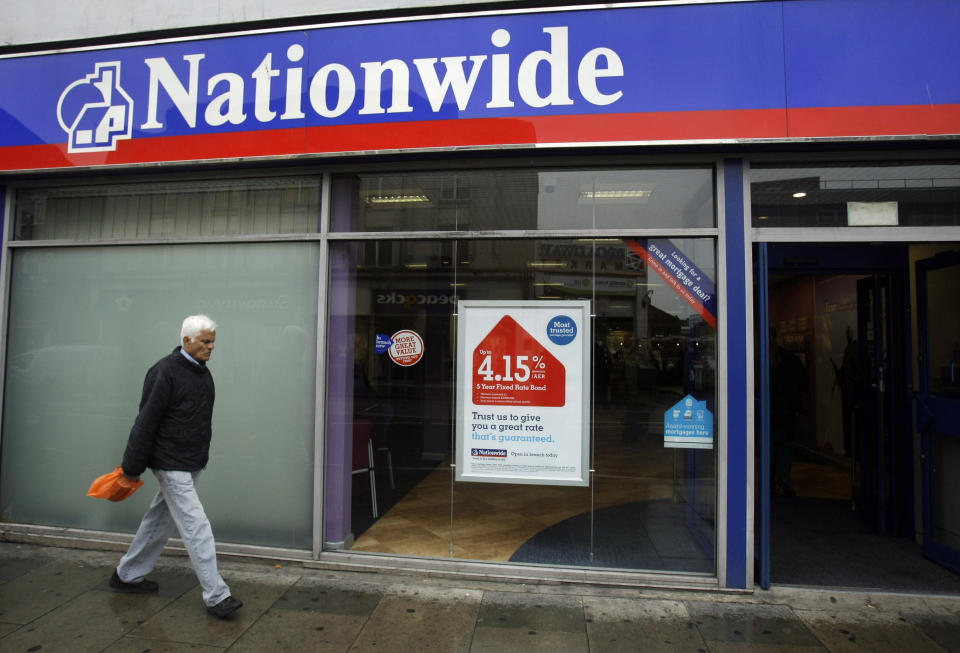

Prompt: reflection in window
xmin=334 ymin=167 xmax=715 ymax=232
xmin=14 ymin=177 xmax=321 ymax=241
xmin=751 ymin=162 xmax=960 ymax=228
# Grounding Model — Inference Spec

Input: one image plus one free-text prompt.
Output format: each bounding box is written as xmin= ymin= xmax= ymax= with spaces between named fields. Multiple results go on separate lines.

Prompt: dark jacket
xmin=121 ymin=347 xmax=215 ymax=476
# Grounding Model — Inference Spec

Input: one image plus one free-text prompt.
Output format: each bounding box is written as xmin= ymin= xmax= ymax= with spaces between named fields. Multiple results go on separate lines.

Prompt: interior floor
xmin=771 ymin=494 xmax=960 ymax=593
xmin=352 ymin=464 xmax=672 ymax=561
xmin=351 ymin=405 xmax=716 ymax=573
xmin=760 ymin=263 xmax=960 ymax=592
xmin=351 ymin=422 xmax=960 ymax=589
xmin=769 ymin=450 xmax=960 ymax=592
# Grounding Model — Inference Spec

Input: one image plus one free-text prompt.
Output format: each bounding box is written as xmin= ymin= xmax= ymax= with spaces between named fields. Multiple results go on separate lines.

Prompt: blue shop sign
xmin=1 ymin=0 xmax=957 ymax=171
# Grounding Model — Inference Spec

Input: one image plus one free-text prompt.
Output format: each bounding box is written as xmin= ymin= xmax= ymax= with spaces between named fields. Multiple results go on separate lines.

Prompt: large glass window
xmin=751 ymin=162 xmax=960 ymax=228
xmin=1 ymin=242 xmax=319 ymax=549
xmin=334 ymin=168 xmax=715 ymax=232
xmin=325 ymin=167 xmax=718 ymax=574
xmin=13 ymin=177 xmax=321 ymax=241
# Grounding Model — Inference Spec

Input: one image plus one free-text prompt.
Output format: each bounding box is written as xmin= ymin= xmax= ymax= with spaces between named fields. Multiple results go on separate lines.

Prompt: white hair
xmin=181 ymin=314 xmax=217 ymax=340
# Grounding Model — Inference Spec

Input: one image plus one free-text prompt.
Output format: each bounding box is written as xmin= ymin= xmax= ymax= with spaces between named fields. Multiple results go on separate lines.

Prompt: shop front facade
xmin=0 ymin=0 xmax=958 ymax=592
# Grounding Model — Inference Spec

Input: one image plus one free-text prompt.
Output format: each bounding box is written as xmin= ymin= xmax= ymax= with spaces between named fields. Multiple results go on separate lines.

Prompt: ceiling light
xmin=365 ymin=194 xmax=431 ymax=205
xmin=527 ymin=262 xmax=567 ymax=268
xmin=579 ymin=190 xmax=653 ymax=200
xmin=792 ymin=192 xmax=807 ymax=198
xmin=404 ymin=263 xmax=428 ymax=269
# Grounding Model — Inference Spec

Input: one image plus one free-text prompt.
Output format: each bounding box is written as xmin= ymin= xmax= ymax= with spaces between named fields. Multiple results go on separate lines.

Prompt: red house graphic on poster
xmin=472 ymin=315 xmax=565 ymax=407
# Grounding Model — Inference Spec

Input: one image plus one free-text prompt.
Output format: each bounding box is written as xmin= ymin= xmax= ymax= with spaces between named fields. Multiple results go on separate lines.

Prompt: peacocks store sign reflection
xmin=456 ymin=300 xmax=591 ymax=486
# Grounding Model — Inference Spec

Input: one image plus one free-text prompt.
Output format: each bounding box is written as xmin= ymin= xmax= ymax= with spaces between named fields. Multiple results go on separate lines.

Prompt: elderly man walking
xmin=109 ymin=314 xmax=242 ymax=618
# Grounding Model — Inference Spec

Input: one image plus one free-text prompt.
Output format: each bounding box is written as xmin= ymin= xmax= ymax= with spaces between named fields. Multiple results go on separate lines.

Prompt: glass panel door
xmin=854 ymin=273 xmax=909 ymax=536
xmin=917 ymin=251 xmax=960 ymax=573
xmin=855 ymin=275 xmax=891 ymax=533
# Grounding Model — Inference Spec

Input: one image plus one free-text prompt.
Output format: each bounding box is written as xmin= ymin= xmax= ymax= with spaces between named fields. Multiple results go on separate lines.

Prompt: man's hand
xmin=122 ymin=472 xmax=140 ymax=482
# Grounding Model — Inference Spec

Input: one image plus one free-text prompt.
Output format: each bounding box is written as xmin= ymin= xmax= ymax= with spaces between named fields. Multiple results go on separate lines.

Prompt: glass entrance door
xmin=917 ymin=251 xmax=960 ymax=573
xmin=855 ymin=275 xmax=892 ymax=533
xmin=854 ymin=273 xmax=910 ymax=536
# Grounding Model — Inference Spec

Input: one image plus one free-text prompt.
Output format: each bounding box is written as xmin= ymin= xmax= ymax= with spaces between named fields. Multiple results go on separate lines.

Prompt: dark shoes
xmin=109 ymin=569 xmax=159 ymax=594
xmin=206 ymin=595 xmax=243 ymax=618
xmin=110 ymin=569 xmax=240 ymax=618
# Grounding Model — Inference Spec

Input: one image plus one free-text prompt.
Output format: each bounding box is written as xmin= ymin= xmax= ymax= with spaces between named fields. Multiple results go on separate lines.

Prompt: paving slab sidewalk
xmin=1 ymin=541 xmax=959 ymax=652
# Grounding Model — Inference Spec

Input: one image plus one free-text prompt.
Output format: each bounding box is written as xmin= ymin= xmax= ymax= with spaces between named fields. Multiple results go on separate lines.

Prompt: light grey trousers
xmin=117 ymin=469 xmax=231 ymax=607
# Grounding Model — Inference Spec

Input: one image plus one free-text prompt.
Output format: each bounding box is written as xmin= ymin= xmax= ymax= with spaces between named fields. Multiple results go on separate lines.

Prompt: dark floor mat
xmin=510 ymin=499 xmax=715 ymax=573
xmin=770 ymin=496 xmax=960 ymax=592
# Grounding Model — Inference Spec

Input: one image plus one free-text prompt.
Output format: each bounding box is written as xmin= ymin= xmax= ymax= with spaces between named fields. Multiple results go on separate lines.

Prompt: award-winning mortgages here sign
xmin=664 ymin=395 xmax=714 ymax=450
xmin=456 ymin=300 xmax=590 ymax=486
xmin=1 ymin=0 xmax=958 ymax=171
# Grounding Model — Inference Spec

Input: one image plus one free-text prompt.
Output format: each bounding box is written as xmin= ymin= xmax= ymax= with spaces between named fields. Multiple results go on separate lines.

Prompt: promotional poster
xmin=456 ymin=300 xmax=590 ymax=486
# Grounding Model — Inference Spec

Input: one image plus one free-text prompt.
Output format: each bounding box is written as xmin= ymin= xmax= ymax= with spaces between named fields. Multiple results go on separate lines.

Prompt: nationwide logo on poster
xmin=57 ymin=62 xmax=134 ymax=153
xmin=472 ymin=315 xmax=565 ymax=407
xmin=471 ymin=448 xmax=507 ymax=459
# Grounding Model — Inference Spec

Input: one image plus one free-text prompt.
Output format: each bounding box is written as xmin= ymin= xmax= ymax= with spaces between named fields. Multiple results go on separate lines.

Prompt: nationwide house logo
xmin=471 ymin=448 xmax=507 ymax=458
xmin=57 ymin=62 xmax=134 ymax=153
xmin=35 ymin=24 xmax=626 ymax=163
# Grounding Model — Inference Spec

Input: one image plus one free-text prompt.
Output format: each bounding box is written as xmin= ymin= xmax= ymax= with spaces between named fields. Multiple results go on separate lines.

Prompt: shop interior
xmin=337 ymin=235 xmax=718 ymax=575
xmin=758 ymin=243 xmax=960 ymax=592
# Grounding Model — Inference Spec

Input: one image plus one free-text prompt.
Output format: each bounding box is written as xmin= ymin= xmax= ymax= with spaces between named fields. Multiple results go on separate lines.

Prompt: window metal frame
xmin=0 ymin=153 xmax=727 ymax=592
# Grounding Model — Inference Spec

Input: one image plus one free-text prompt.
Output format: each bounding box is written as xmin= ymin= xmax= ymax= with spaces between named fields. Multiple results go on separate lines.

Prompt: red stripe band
xmin=2 ymin=104 xmax=958 ymax=171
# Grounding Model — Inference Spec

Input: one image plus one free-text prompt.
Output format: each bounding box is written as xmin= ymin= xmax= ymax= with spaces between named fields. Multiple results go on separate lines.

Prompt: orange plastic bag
xmin=87 ymin=466 xmax=144 ymax=502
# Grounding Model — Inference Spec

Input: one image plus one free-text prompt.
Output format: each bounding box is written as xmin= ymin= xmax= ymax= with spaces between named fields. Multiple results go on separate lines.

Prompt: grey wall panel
xmin=2 ymin=0 xmax=510 ymax=48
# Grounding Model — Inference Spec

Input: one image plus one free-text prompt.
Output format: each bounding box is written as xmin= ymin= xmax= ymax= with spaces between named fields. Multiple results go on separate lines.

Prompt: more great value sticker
xmin=387 ymin=329 xmax=423 ymax=366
